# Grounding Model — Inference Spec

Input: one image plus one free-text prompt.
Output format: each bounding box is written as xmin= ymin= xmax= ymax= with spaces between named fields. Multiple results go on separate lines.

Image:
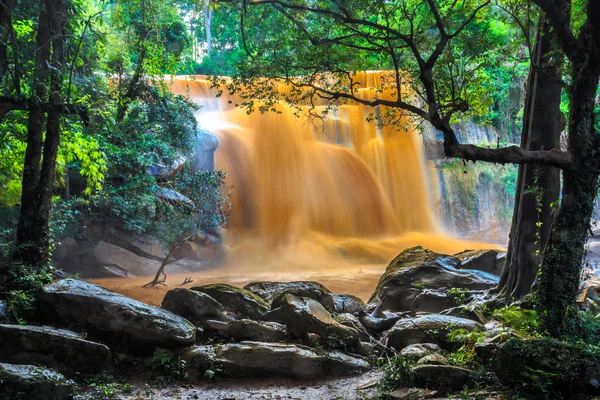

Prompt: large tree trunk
xmin=536 ymin=52 xmax=600 ymax=337
xmin=497 ymin=18 xmax=563 ymax=302
xmin=15 ymin=0 xmax=66 ymax=268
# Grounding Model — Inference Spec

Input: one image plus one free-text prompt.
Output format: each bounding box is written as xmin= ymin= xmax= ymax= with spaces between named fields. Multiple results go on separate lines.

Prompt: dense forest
xmin=1 ymin=0 xmax=600 ymax=399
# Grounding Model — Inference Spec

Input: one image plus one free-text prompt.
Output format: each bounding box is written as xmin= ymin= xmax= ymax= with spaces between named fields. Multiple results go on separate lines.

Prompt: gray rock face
xmin=244 ymin=281 xmax=334 ymax=310
xmin=205 ymin=319 xmax=287 ymax=342
xmin=332 ymin=293 xmax=366 ymax=314
xmin=0 ymin=324 xmax=111 ymax=374
xmin=191 ymin=284 xmax=269 ymax=319
xmin=190 ymin=128 xmax=219 ymax=172
xmin=384 ymin=314 xmax=482 ymax=350
xmin=412 ymin=365 xmax=477 ymax=392
xmin=161 ymin=288 xmax=232 ymax=325
xmin=368 ymin=246 xmax=498 ymax=314
xmin=278 ymin=294 xmax=360 ymax=347
xmin=0 ymin=363 xmax=74 ymax=400
xmin=454 ymin=249 xmax=502 ymax=275
xmin=39 ymin=279 xmax=195 ymax=349
xmin=400 ymin=343 xmax=442 ymax=360
xmin=215 ymin=342 xmax=370 ymax=378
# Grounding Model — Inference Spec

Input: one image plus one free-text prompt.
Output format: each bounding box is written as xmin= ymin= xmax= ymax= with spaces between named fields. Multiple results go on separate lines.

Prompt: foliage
xmin=375 ymin=355 xmax=415 ymax=400
xmin=145 ymin=347 xmax=189 ymax=381
xmin=81 ymin=373 xmax=133 ymax=400
xmin=446 ymin=329 xmax=486 ymax=369
xmin=447 ymin=288 xmax=469 ymax=305
xmin=492 ymin=306 xmax=538 ymax=335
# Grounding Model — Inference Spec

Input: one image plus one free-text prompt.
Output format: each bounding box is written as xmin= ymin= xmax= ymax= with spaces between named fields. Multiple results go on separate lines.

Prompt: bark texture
xmin=497 ymin=18 xmax=563 ymax=302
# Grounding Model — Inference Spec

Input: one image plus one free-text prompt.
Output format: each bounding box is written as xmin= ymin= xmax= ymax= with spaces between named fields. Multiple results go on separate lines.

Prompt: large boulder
xmin=383 ymin=314 xmax=482 ymax=350
xmin=412 ymin=365 xmax=477 ymax=392
xmin=278 ymin=294 xmax=360 ymax=347
xmin=493 ymin=338 xmax=600 ymax=397
xmin=39 ymin=279 xmax=195 ymax=349
xmin=245 ymin=281 xmax=335 ymax=310
xmin=161 ymin=288 xmax=232 ymax=326
xmin=197 ymin=342 xmax=369 ymax=378
xmin=0 ymin=324 xmax=111 ymax=374
xmin=0 ymin=363 xmax=74 ymax=400
xmin=454 ymin=249 xmax=502 ymax=275
xmin=204 ymin=319 xmax=287 ymax=342
xmin=191 ymin=284 xmax=269 ymax=319
xmin=368 ymin=246 xmax=498 ymax=314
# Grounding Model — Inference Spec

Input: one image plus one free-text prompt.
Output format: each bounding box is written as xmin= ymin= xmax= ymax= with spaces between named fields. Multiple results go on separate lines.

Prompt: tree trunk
xmin=497 ymin=18 xmax=563 ymax=302
xmin=15 ymin=0 xmax=66 ymax=268
xmin=536 ymin=52 xmax=600 ymax=337
xmin=0 ymin=0 xmax=16 ymax=85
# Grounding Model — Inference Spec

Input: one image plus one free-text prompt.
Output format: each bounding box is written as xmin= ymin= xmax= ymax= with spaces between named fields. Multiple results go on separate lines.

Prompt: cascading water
xmin=169 ymin=72 xmax=495 ymax=266
xmin=92 ymin=72 xmax=498 ymax=305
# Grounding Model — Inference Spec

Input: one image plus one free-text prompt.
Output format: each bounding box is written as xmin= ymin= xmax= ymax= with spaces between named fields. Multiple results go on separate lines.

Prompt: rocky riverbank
xmin=2 ymin=246 xmax=600 ymax=399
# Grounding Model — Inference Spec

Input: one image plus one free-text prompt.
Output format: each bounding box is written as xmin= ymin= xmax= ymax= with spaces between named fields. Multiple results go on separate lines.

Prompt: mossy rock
xmin=493 ymin=338 xmax=600 ymax=398
xmin=191 ymin=283 xmax=270 ymax=320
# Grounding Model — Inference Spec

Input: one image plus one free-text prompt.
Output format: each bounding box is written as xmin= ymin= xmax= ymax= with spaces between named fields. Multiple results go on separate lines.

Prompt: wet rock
xmin=336 ymin=313 xmax=369 ymax=341
xmin=367 ymin=247 xmax=498 ymax=314
xmin=161 ymin=288 xmax=232 ymax=326
xmin=39 ymin=279 xmax=195 ymax=349
xmin=0 ymin=324 xmax=111 ymax=374
xmin=384 ymin=314 xmax=482 ymax=350
xmin=271 ymin=282 xmax=334 ymax=312
xmin=261 ymin=307 xmax=286 ymax=324
xmin=279 ymin=294 xmax=360 ymax=347
xmin=412 ymin=365 xmax=477 ymax=392
xmin=439 ymin=304 xmax=487 ymax=324
xmin=214 ymin=341 xmax=370 ymax=378
xmin=358 ymin=341 xmax=376 ymax=357
xmin=178 ymin=345 xmax=215 ymax=370
xmin=400 ymin=343 xmax=442 ymax=360
xmin=359 ymin=310 xmax=402 ymax=332
xmin=332 ymin=293 xmax=366 ymax=314
xmin=191 ymin=284 xmax=269 ymax=320
xmin=410 ymin=289 xmax=455 ymax=314
xmin=205 ymin=319 xmax=287 ymax=342
xmin=417 ymin=353 xmax=448 ymax=365
xmin=0 ymin=363 xmax=74 ymax=400
xmin=244 ymin=281 xmax=334 ymax=310
xmin=303 ymin=332 xmax=322 ymax=347
xmin=493 ymin=338 xmax=600 ymax=397
xmin=454 ymin=249 xmax=502 ymax=275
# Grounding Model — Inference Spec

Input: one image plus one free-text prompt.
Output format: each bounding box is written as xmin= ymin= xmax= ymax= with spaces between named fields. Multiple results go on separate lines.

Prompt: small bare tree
xmin=143 ymin=166 xmax=228 ymax=287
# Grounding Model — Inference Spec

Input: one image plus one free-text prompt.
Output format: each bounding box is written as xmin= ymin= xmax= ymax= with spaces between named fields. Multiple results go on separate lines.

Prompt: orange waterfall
xmin=168 ymin=72 xmax=495 ymax=269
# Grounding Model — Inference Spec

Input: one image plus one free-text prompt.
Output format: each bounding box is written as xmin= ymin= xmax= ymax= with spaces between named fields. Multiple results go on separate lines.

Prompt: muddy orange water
xmin=94 ymin=73 xmax=502 ymax=305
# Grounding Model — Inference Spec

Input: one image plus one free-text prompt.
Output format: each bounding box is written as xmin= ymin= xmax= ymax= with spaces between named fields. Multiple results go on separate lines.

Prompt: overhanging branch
xmin=444 ymin=142 xmax=573 ymax=168
xmin=0 ymin=96 xmax=89 ymax=126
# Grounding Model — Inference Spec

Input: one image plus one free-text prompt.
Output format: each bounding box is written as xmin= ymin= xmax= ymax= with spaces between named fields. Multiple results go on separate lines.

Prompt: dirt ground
xmin=113 ymin=371 xmax=382 ymax=400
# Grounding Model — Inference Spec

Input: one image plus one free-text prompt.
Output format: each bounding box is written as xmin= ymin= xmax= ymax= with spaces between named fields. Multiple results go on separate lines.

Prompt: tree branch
xmin=0 ymin=96 xmax=89 ymax=125
xmin=444 ymin=142 xmax=572 ymax=168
